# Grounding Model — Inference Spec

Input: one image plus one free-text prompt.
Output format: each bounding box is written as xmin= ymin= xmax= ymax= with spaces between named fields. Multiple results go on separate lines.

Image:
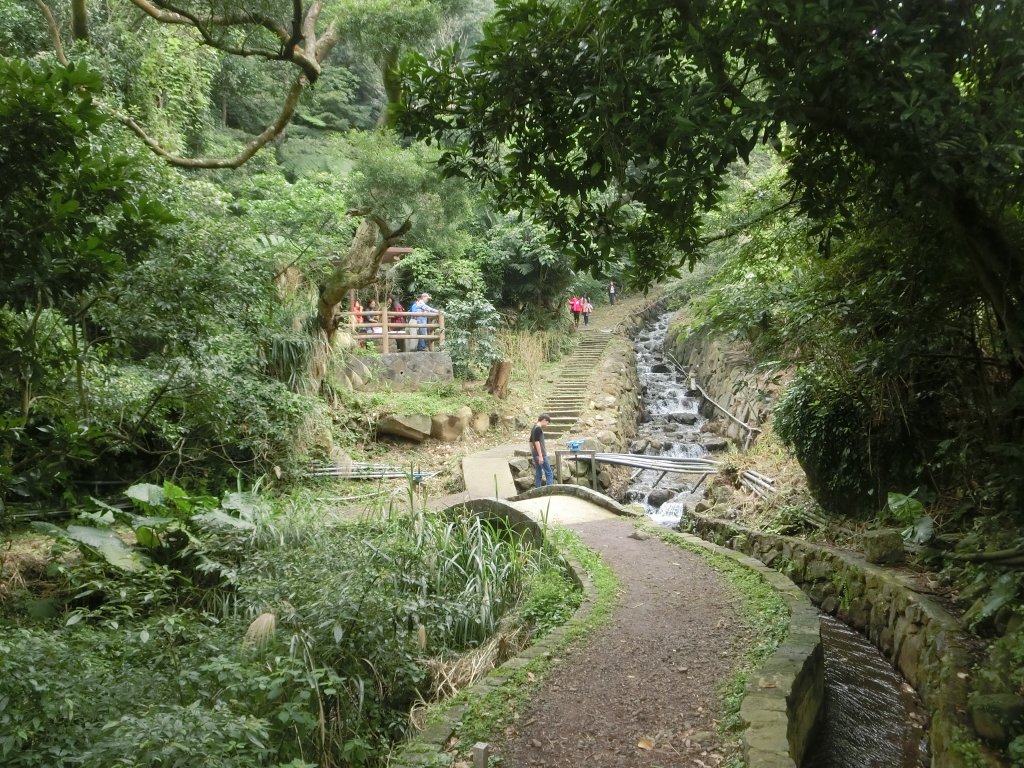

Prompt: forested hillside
xmin=403 ymin=0 xmax=1024 ymax=561
xmin=3 ymin=0 xmax=1024 ymax=765
xmin=0 ymin=0 xmax=614 ymax=505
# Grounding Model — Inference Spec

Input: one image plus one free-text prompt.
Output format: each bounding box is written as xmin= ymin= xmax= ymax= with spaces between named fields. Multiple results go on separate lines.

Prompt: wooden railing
xmin=336 ymin=309 xmax=445 ymax=352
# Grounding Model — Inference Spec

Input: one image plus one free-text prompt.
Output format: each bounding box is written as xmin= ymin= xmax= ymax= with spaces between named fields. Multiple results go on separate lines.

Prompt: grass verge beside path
xmin=439 ymin=528 xmax=619 ymax=762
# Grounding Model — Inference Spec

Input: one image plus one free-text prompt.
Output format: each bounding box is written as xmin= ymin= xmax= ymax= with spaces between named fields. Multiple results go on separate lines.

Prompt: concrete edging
xmin=510 ymin=483 xmax=637 ymax=518
xmin=665 ymin=530 xmax=824 ymax=768
xmin=392 ymin=502 xmax=823 ymax=768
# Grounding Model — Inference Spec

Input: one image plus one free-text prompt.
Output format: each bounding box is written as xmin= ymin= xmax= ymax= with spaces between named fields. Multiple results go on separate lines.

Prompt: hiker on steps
xmin=581 ymin=295 xmax=593 ymax=326
xmin=568 ymin=295 xmax=583 ymax=328
xmin=531 ymin=414 xmax=554 ymax=487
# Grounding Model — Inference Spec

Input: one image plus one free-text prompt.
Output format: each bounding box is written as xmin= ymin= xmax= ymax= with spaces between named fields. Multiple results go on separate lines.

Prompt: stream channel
xmin=627 ymin=312 xmax=928 ymax=767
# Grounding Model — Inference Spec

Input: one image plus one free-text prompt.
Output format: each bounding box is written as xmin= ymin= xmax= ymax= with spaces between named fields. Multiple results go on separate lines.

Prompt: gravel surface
xmin=495 ymin=517 xmax=754 ymax=768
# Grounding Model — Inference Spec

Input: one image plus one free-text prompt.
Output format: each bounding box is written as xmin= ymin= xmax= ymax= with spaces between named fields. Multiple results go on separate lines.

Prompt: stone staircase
xmin=542 ymin=329 xmax=612 ymax=440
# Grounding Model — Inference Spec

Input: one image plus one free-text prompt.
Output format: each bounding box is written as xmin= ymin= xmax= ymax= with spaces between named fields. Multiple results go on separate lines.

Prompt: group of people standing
xmin=350 ymin=292 xmax=438 ymax=351
xmin=567 ymin=282 xmax=618 ymax=328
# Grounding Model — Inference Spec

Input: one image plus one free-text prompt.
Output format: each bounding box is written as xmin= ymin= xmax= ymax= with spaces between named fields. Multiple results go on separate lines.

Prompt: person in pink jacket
xmin=568 ymin=295 xmax=582 ymax=327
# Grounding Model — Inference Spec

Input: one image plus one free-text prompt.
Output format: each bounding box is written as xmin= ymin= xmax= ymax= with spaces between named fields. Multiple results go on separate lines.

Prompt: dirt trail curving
xmin=495 ymin=517 xmax=753 ymax=768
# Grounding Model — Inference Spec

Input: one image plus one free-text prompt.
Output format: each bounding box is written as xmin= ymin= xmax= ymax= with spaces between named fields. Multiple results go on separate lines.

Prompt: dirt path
xmin=495 ymin=517 xmax=752 ymax=768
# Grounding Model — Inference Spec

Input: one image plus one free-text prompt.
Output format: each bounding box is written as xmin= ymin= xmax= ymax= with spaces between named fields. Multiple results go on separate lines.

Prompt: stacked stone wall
xmin=688 ymin=513 xmax=977 ymax=768
xmin=663 ymin=323 xmax=788 ymax=445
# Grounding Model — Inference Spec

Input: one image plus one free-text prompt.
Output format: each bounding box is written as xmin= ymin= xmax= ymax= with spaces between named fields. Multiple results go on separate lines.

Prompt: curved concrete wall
xmin=688 ymin=513 xmax=976 ymax=768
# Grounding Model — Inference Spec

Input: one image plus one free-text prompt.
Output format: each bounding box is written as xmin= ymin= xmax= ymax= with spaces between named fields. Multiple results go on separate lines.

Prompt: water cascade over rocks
xmin=626 ymin=313 xmax=723 ymax=527
xmin=630 ymin=312 xmax=928 ymax=767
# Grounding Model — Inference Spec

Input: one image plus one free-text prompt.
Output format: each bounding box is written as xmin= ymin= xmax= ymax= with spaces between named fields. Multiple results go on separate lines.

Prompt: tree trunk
xmin=950 ymin=191 xmax=1024 ymax=372
xmin=486 ymin=360 xmax=512 ymax=399
xmin=71 ymin=0 xmax=88 ymax=41
xmin=377 ymin=46 xmax=402 ymax=128
xmin=317 ymin=215 xmax=412 ymax=342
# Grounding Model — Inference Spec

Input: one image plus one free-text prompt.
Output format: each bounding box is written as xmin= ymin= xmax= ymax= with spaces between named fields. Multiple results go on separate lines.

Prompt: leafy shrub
xmin=439 ymin=294 xmax=502 ymax=379
xmin=2 ymin=496 xmax=569 ymax=768
xmin=773 ymin=365 xmax=917 ymax=516
xmin=516 ymin=568 xmax=581 ymax=638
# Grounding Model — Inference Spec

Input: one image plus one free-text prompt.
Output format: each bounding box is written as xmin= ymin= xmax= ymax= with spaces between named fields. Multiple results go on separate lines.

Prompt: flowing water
xmin=626 ymin=313 xmax=711 ymax=527
xmin=628 ymin=312 xmax=929 ymax=767
xmin=803 ymin=615 xmax=928 ymax=767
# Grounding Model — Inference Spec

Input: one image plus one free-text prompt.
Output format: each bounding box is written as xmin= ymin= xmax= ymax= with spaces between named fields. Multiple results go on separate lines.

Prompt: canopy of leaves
xmin=0 ymin=58 xmax=169 ymax=313
xmin=401 ymin=0 xmax=1024 ymax=355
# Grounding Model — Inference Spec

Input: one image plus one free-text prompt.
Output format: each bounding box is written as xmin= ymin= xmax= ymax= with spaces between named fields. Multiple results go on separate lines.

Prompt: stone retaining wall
xmin=663 ymin=323 xmax=788 ymax=446
xmin=688 ymin=513 xmax=975 ymax=768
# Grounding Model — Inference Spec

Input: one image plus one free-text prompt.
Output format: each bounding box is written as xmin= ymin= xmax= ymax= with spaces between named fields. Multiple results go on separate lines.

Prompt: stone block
xmin=370 ymin=351 xmax=454 ymax=391
xmin=377 ymin=414 xmax=432 ymax=441
xmin=862 ymin=528 xmax=905 ymax=564
xmin=970 ymin=694 xmax=1024 ymax=746
xmin=431 ymin=413 xmax=468 ymax=442
xmin=470 ymin=411 xmax=491 ymax=433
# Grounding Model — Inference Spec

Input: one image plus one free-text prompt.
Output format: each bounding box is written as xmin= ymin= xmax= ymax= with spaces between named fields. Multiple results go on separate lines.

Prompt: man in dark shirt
xmin=530 ymin=413 xmax=554 ymax=487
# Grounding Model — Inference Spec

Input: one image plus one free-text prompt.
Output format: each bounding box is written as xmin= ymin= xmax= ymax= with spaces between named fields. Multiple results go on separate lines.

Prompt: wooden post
xmin=381 ymin=308 xmax=390 ymax=353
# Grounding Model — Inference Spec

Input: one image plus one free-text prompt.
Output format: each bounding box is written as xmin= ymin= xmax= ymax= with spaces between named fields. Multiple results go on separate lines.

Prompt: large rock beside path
xmin=431 ymin=407 xmax=472 ymax=442
xmin=377 ymin=414 xmax=432 ymax=442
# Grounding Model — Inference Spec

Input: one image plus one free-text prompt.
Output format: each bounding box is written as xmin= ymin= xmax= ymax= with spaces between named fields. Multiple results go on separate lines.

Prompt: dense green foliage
xmin=678 ymin=151 xmax=1023 ymax=522
xmin=402 ymin=1 xmax=1024 ymax=330
xmin=402 ymin=0 xmax=1024 ymax=524
xmin=0 ymin=11 xmax=588 ymax=760
xmin=0 ymin=1 xmax=587 ymax=507
xmin=1 ymin=485 xmax=574 ymax=767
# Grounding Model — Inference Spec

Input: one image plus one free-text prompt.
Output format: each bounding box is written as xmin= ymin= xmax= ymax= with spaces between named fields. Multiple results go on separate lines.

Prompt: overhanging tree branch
xmin=28 ymin=1 xmax=339 ymax=169
xmin=32 ymin=0 xmax=69 ymax=65
xmin=116 ymin=73 xmax=309 ymax=169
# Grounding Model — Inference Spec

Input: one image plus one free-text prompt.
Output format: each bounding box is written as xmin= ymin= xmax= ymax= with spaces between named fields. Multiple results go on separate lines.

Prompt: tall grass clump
xmin=497 ymin=329 xmax=545 ymax=389
xmin=0 ymin=487 xmax=575 ymax=768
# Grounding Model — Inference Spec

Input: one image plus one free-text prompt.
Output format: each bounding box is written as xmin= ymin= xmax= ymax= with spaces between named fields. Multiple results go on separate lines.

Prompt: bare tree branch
xmin=129 ymin=0 xmax=328 ymax=82
xmin=115 ymin=73 xmax=309 ymax=168
xmin=32 ymin=0 xmax=69 ymax=65
xmin=700 ymin=199 xmax=798 ymax=246
xmin=317 ymin=215 xmax=414 ymax=339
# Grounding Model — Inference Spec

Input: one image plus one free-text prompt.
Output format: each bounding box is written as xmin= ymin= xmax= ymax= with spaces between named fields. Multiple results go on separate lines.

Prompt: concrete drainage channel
xmin=688 ymin=513 xmax=978 ymax=768
xmin=389 ymin=495 xmax=824 ymax=768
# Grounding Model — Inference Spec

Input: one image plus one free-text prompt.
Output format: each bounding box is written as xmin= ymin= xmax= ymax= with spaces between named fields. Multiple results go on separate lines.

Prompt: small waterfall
xmin=629 ymin=312 xmax=929 ymax=767
xmin=626 ymin=314 xmax=711 ymax=527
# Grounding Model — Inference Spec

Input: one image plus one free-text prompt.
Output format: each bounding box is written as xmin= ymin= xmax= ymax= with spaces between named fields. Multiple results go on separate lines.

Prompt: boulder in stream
xmin=647 ymin=488 xmax=677 ymax=507
xmin=700 ymin=435 xmax=730 ymax=452
xmin=667 ymin=411 xmax=699 ymax=425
